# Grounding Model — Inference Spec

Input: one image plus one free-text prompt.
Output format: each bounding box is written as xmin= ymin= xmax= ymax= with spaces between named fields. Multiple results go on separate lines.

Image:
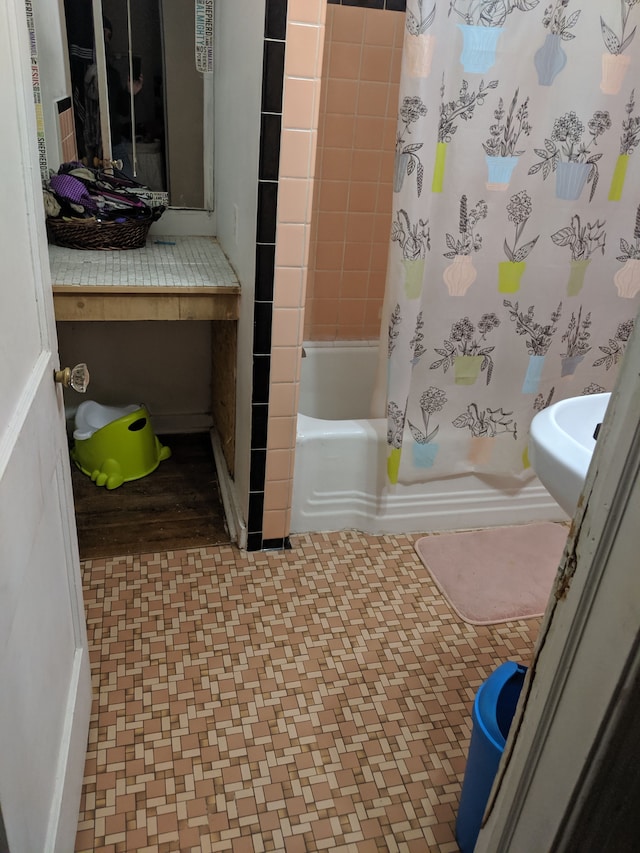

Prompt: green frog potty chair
xmin=71 ymin=401 xmax=171 ymax=490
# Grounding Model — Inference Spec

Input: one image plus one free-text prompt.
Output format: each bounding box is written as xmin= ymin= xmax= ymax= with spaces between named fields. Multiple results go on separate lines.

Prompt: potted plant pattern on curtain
xmin=378 ymin=0 xmax=640 ymax=486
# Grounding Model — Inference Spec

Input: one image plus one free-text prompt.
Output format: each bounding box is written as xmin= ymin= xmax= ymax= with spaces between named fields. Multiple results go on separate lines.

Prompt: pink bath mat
xmin=415 ymin=523 xmax=568 ymax=625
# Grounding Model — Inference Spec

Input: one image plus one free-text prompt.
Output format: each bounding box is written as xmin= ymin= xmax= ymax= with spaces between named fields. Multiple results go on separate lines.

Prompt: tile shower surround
xmin=57 ymin=96 xmax=77 ymax=163
xmin=249 ymin=0 xmax=405 ymax=550
xmin=305 ymin=3 xmax=404 ymax=342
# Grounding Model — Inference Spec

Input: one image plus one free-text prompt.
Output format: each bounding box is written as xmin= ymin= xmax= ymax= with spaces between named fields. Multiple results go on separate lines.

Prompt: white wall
xmin=36 ymin=0 xmax=266 ymax=523
xmin=161 ymin=1 xmax=205 ymax=207
xmin=214 ymin=0 xmax=265 ymax=521
xmin=57 ymin=321 xmax=214 ymax=434
xmin=32 ymin=0 xmax=70 ymax=170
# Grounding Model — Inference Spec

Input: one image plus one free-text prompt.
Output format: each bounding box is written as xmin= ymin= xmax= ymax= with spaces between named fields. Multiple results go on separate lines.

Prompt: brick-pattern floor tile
xmin=75 ymin=531 xmax=540 ymax=852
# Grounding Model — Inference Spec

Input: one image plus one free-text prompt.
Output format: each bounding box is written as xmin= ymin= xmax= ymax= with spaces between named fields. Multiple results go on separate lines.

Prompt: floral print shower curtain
xmin=378 ymin=0 xmax=640 ymax=486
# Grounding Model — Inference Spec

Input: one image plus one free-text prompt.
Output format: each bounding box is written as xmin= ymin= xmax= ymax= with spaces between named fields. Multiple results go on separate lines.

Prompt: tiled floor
xmin=75 ymin=531 xmax=541 ymax=853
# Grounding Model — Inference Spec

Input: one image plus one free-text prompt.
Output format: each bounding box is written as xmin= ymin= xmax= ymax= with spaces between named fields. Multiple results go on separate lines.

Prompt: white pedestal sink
xmin=529 ymin=393 xmax=611 ymax=517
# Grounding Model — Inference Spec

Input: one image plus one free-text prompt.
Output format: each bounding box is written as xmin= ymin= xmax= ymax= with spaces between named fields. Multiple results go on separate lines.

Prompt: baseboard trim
xmin=210 ymin=428 xmax=247 ymax=549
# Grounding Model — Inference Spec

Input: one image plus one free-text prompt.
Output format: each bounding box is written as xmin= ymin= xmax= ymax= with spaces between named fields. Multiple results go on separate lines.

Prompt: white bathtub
xmin=290 ymin=343 xmax=566 ymax=535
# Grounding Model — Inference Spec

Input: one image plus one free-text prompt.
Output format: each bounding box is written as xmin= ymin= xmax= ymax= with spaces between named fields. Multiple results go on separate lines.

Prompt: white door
xmin=475 ymin=309 xmax=640 ymax=851
xmin=0 ymin=2 xmax=91 ymax=851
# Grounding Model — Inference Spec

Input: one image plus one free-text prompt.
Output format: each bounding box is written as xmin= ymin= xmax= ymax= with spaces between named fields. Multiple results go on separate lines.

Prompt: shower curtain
xmin=377 ymin=0 xmax=640 ymax=486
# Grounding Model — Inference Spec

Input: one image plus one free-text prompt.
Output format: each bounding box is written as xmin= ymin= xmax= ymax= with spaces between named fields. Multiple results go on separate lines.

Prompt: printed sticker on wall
xmin=499 ymin=191 xmax=539 ymax=293
xmin=534 ymin=1 xmax=581 ymax=86
xmin=25 ymin=0 xmax=48 ymax=182
xmin=195 ymin=0 xmax=214 ymax=73
xmin=528 ymin=110 xmax=611 ymax=202
xmin=550 ymin=214 xmax=606 ymax=296
xmin=503 ymin=299 xmax=562 ymax=393
xmin=442 ymin=195 xmax=488 ymax=295
xmin=483 ymin=89 xmax=532 ymax=190
xmin=432 ymin=76 xmax=498 ymax=192
xmin=404 ymin=1 xmax=437 ymax=78
xmin=609 ymin=90 xmax=640 ymax=200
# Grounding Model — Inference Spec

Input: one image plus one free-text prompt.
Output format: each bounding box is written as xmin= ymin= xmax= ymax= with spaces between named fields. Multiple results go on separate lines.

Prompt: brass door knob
xmin=54 ymin=363 xmax=90 ymax=393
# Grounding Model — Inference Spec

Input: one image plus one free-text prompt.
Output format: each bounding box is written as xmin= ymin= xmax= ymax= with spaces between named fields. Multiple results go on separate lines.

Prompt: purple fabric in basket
xmin=49 ymin=174 xmax=97 ymax=211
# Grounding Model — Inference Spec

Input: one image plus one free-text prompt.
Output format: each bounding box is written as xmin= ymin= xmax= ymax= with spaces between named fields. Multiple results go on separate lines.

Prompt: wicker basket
xmin=46 ymin=216 xmax=155 ymax=250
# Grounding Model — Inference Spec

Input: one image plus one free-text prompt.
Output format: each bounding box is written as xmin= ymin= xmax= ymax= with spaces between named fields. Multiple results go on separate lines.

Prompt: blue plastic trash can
xmin=455 ymin=661 xmax=527 ymax=853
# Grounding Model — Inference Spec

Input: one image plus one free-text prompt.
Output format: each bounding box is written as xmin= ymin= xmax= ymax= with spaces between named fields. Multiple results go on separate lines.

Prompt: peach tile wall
xmin=58 ymin=106 xmax=77 ymax=163
xmin=304 ymin=4 xmax=403 ymax=341
xmin=262 ymin=0 xmax=327 ymax=542
xmin=263 ymin=1 xmax=404 ymax=542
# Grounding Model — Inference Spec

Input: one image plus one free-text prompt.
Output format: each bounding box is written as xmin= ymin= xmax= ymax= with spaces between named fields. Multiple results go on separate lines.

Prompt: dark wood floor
xmin=71 ymin=432 xmax=230 ymax=560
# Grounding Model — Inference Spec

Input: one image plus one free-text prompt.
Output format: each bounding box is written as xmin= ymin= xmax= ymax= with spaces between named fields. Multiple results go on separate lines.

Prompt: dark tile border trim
xmin=327 ymin=0 xmax=406 ymax=10
xmin=262 ymin=536 xmax=293 ymax=550
xmin=248 ymin=0 xmax=404 ymax=550
xmin=247 ymin=0 xmax=288 ymax=551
